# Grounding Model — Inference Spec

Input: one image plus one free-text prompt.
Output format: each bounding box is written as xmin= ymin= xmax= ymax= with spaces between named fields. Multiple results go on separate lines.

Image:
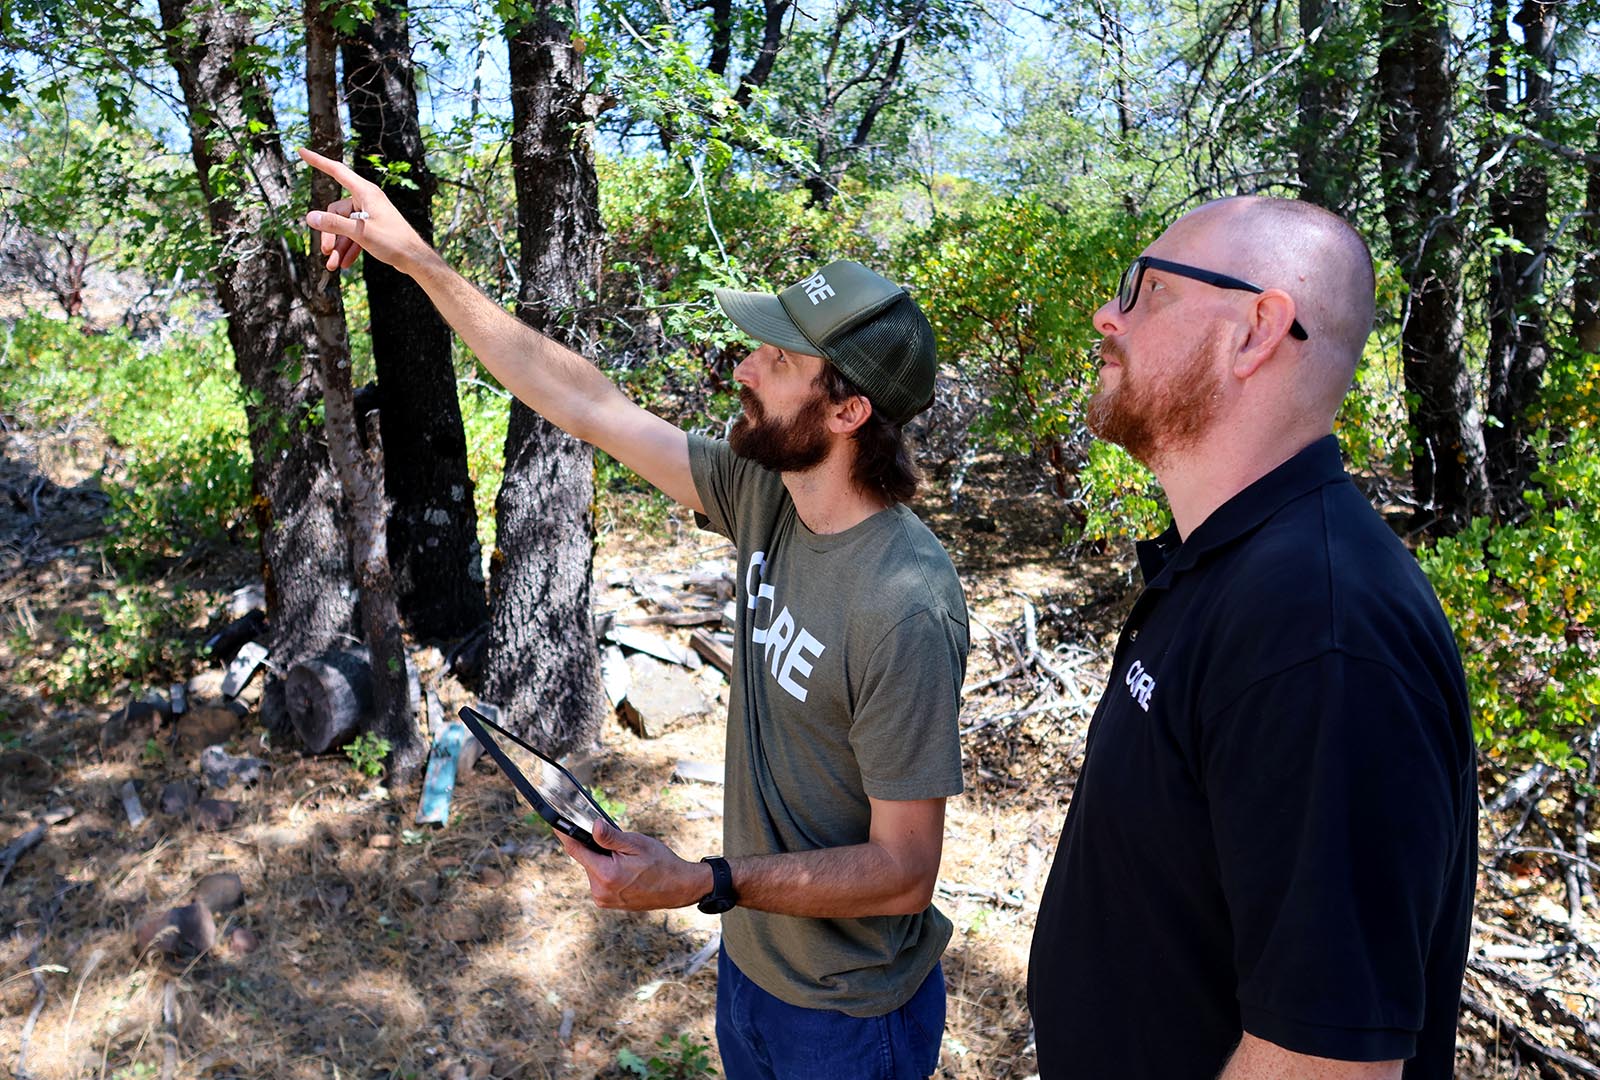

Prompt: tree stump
xmin=285 ymin=649 xmax=374 ymax=753
xmin=285 ymin=648 xmax=422 ymax=754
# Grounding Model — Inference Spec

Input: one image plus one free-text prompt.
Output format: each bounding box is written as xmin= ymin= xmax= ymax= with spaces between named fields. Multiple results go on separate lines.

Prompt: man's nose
xmin=1092 ymin=298 xmax=1126 ymax=338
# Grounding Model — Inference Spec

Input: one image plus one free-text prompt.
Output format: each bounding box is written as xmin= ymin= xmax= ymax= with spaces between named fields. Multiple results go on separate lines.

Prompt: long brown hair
xmin=815 ymin=363 xmax=921 ymax=504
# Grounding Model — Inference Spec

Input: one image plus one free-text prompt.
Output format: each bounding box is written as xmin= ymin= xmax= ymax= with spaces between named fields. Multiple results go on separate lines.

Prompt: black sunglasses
xmin=1118 ymin=256 xmax=1309 ymax=341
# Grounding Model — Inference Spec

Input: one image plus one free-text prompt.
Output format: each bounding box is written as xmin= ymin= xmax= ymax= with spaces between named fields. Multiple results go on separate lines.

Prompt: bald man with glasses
xmin=1026 ymin=197 xmax=1475 ymax=1080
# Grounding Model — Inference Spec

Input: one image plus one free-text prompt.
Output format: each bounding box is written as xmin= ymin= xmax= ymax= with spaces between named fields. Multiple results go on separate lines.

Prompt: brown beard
xmin=729 ymin=385 xmax=833 ymax=473
xmin=1086 ymin=335 xmax=1224 ymax=465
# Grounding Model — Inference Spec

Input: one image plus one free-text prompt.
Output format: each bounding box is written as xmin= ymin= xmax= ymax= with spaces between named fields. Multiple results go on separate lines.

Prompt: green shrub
xmin=36 ymin=585 xmax=205 ymax=703
xmin=1419 ymin=422 xmax=1600 ymax=768
xmin=345 ymin=732 xmax=392 ymax=778
xmin=617 ymin=1034 xmax=717 ymax=1080
xmin=0 ymin=312 xmax=253 ymax=567
xmin=897 ymin=199 xmax=1162 ymax=540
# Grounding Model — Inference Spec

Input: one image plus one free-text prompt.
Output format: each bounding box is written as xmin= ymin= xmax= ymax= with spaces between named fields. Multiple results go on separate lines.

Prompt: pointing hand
xmin=297 ymin=147 xmax=430 ymax=275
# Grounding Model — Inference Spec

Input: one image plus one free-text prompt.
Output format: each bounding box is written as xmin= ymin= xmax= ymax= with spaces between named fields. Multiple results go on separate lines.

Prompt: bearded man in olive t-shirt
xmin=299 ymin=147 xmax=966 ymax=1080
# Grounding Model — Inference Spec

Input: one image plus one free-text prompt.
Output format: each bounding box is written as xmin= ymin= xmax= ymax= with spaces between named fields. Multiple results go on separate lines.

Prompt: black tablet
xmin=457 ymin=705 xmax=617 ymax=855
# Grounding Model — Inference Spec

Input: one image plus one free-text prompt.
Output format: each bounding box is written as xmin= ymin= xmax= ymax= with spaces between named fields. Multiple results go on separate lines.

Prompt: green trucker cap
xmin=713 ymin=260 xmax=937 ymax=424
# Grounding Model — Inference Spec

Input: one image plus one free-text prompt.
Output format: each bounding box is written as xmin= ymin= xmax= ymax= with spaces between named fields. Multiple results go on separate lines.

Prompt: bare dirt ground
xmin=1 ymin=412 xmax=1596 ymax=1080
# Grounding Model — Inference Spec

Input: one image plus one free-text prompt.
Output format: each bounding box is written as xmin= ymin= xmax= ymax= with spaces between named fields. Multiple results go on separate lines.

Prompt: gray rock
xmin=160 ymin=781 xmax=198 ymax=816
xmin=191 ymin=799 xmax=239 ymax=832
xmin=200 ymin=746 xmax=265 ymax=790
xmin=616 ymin=653 xmax=711 ymax=738
xmin=190 ymin=872 xmax=243 ymax=914
xmin=134 ymin=901 xmax=215 ymax=958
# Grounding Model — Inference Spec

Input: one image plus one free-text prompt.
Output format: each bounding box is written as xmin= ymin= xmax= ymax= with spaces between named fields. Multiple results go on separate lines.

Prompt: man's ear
xmin=1233 ymin=288 xmax=1299 ymax=378
xmin=829 ymin=394 xmax=873 ymax=436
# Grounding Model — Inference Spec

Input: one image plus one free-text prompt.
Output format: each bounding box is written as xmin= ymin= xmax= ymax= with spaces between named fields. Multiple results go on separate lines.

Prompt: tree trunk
xmin=734 ymin=0 xmax=792 ymax=107
xmin=156 ymin=0 xmax=358 ymax=732
xmin=487 ymin=0 xmax=605 ymax=758
xmin=1483 ymin=0 xmax=1555 ymax=517
xmin=1578 ymin=117 xmax=1600 ymax=356
xmin=304 ymin=0 xmax=421 ymax=780
xmin=1376 ymin=0 xmax=1488 ymax=534
xmin=1295 ymin=0 xmax=1358 ymax=212
xmin=341 ymin=0 xmax=489 ymax=641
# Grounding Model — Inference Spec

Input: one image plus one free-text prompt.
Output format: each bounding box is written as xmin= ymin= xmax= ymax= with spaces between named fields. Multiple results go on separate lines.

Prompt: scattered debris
xmin=201 ymin=746 xmax=266 ymax=790
xmin=403 ymin=875 xmax=440 ymax=905
xmin=221 ymin=640 xmax=270 ymax=698
xmin=616 ymin=653 xmax=711 ymax=738
xmin=437 ymin=908 xmax=483 ymax=943
xmin=673 ymin=759 xmax=724 ymax=786
xmin=225 ymin=926 xmax=260 ymax=956
xmin=0 ymin=747 xmax=53 ymax=792
xmin=189 ymin=872 xmax=244 ymax=915
xmin=226 ymin=582 xmax=267 ymax=620
xmin=688 ymin=629 xmax=733 ymax=677
xmin=0 ymin=807 xmax=71 ymax=889
xmin=416 ymin=720 xmax=472 ymax=826
xmin=600 ymin=645 xmax=631 ymax=708
xmin=119 ymin=779 xmax=148 ymax=828
xmin=135 ymin=900 xmax=216 ymax=960
xmin=175 ymin=706 xmax=240 ymax=753
xmin=190 ymin=798 xmax=239 ymax=832
xmin=604 ymin=625 xmax=698 ymax=669
xmin=160 ymin=781 xmax=198 ymax=816
xmin=102 ymin=698 xmax=163 ymax=748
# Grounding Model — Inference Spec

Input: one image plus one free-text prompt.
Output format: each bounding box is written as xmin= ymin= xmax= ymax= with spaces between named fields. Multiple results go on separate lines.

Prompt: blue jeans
xmin=715 ymin=947 xmax=945 ymax=1080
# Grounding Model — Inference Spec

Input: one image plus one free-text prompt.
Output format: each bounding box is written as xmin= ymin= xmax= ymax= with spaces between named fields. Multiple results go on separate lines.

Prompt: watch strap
xmin=697 ymin=855 xmax=736 ymax=914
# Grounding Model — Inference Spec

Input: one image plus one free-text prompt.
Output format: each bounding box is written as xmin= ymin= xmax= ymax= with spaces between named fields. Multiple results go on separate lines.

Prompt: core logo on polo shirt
xmin=1124 ymin=659 xmax=1156 ymax=712
xmin=744 ymin=550 xmax=827 ymax=702
xmin=799 ymin=272 xmax=836 ymax=305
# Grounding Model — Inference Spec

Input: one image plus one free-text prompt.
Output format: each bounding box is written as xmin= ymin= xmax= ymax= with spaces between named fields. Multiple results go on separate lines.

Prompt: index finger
xmin=296 ymin=147 xmax=377 ymax=199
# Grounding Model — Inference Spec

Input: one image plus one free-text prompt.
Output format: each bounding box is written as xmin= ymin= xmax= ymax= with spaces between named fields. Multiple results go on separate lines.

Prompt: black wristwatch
xmin=697 ymin=855 xmax=737 ymax=914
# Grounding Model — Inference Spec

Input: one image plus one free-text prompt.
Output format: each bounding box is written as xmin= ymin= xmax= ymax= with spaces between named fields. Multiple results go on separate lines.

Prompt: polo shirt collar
xmin=1134 ymin=435 xmax=1348 ymax=587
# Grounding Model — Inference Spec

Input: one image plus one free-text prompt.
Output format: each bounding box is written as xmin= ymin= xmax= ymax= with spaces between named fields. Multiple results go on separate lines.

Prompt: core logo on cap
xmin=799 ymin=271 xmax=836 ymax=306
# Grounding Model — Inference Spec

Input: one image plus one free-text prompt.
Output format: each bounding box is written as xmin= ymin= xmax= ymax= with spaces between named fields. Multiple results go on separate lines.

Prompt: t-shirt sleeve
xmin=849 ymin=607 xmax=967 ymax=801
xmin=687 ymin=434 xmax=741 ymax=539
xmin=1202 ymin=651 xmax=1468 ymax=1062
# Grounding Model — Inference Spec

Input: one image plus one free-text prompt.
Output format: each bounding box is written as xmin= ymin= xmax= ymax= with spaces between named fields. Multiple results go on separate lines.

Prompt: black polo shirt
xmin=1027 ymin=436 xmax=1475 ymax=1078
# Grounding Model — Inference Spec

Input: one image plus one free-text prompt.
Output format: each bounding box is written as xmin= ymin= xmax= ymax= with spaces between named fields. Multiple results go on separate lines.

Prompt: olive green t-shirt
xmin=688 ymin=435 xmax=968 ymax=1017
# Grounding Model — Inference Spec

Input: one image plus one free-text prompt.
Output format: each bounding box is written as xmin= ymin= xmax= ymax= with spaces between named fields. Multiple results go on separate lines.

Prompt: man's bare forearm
xmin=404 ymin=247 xmax=625 ymax=444
xmin=1218 ymin=1034 xmax=1402 ymax=1079
xmin=729 ymin=842 xmax=936 ymax=918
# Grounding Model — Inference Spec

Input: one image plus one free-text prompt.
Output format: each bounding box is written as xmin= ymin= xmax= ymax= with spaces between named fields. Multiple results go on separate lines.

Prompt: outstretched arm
xmin=297 ymin=147 xmax=703 ymax=514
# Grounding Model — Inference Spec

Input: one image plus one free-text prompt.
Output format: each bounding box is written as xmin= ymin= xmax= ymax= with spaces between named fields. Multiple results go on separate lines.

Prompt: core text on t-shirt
xmin=744 ymin=550 xmax=827 ymax=702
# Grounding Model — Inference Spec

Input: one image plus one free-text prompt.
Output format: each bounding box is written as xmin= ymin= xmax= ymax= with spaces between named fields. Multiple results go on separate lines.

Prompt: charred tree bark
xmin=1578 ymin=118 xmax=1600 ymax=356
xmin=1484 ymin=0 xmax=1556 ymax=518
xmin=341 ymin=0 xmax=488 ymax=641
xmin=802 ymin=0 xmax=924 ymax=207
xmin=157 ymin=0 xmax=357 ymax=731
xmin=1376 ymin=0 xmax=1488 ymax=534
xmin=487 ymin=0 xmax=605 ymax=758
xmin=304 ymin=0 xmax=421 ymax=780
xmin=733 ymin=0 xmax=792 ymax=108
xmin=1295 ymin=0 xmax=1358 ymax=212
